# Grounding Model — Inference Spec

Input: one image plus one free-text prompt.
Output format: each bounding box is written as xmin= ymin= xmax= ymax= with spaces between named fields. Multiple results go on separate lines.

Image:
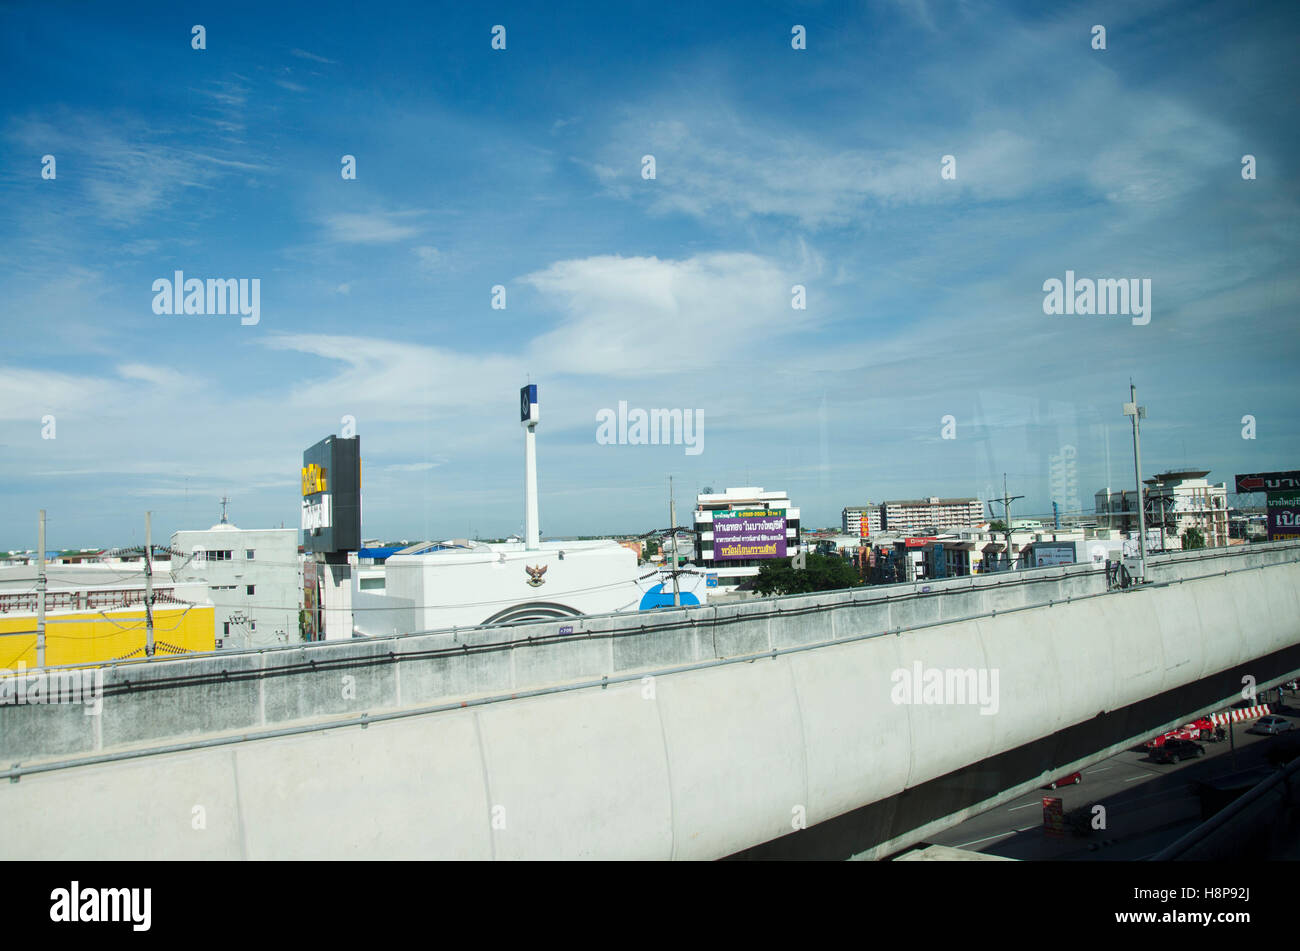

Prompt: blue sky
xmin=1 ymin=0 xmax=1297 ymax=549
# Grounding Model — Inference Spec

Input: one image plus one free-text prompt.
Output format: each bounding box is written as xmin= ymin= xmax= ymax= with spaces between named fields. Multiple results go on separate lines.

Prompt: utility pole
xmin=144 ymin=511 xmax=155 ymax=657
xmin=1123 ymin=383 xmax=1148 ymax=581
xmin=669 ymin=477 xmax=680 ymax=607
xmin=36 ymin=510 xmax=46 ymax=668
xmin=988 ymin=475 xmax=1024 ymax=571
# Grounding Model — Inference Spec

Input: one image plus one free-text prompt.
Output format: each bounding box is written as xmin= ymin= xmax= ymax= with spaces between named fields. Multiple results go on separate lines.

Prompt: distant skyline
xmin=2 ymin=0 xmax=1298 ymax=550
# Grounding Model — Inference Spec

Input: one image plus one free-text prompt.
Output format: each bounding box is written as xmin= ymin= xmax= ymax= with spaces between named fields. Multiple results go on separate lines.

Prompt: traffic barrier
xmin=1209 ymin=704 xmax=1275 ymax=725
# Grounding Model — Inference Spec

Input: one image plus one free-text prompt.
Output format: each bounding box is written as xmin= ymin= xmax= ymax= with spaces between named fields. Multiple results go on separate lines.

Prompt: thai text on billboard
xmin=1267 ymin=495 xmax=1300 ymax=541
xmin=1236 ymin=471 xmax=1300 ymax=494
xmin=712 ymin=509 xmax=787 ymax=561
xmin=1033 ymin=542 xmax=1076 ymax=567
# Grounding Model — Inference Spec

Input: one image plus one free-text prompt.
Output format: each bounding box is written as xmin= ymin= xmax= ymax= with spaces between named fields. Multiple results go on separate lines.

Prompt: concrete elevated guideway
xmin=2 ymin=543 xmax=1299 ymax=860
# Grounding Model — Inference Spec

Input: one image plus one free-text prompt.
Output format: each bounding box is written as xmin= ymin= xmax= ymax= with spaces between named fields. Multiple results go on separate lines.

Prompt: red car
xmin=1043 ymin=771 xmax=1082 ymax=790
xmin=1147 ymin=717 xmax=1216 ymax=749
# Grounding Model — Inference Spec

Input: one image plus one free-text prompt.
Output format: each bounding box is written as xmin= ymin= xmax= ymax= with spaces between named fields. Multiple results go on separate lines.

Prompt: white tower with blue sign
xmin=521 ymin=384 xmax=540 ymax=550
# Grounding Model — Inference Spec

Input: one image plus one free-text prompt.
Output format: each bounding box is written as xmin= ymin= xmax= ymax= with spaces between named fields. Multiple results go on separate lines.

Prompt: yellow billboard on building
xmin=0 ymin=604 xmax=215 ymax=668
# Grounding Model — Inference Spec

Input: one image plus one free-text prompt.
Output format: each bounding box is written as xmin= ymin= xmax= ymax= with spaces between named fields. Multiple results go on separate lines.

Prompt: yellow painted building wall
xmin=0 ymin=605 xmax=215 ymax=668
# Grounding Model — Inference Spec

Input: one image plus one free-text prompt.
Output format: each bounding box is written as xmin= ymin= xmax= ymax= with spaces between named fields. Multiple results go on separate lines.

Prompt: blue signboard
xmin=520 ymin=384 xmax=539 ymax=424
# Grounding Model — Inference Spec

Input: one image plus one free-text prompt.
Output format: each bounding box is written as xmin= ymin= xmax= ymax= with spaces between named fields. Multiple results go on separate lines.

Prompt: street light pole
xmin=1123 ymin=383 xmax=1148 ymax=581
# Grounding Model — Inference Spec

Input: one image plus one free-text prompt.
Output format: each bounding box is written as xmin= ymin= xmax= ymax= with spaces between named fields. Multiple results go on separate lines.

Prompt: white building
xmin=880 ymin=497 xmax=984 ymax=536
xmin=171 ymin=521 xmax=301 ymax=649
xmin=1095 ymin=469 xmax=1229 ymax=549
xmin=1144 ymin=470 xmax=1230 ymax=548
xmin=351 ymin=539 xmax=642 ymax=635
xmin=841 ymin=505 xmax=876 ymax=537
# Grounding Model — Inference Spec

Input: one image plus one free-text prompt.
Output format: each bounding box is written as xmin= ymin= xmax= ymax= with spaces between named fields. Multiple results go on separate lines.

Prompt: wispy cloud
xmin=523 ymin=252 xmax=807 ymax=376
xmin=322 ymin=210 xmax=424 ymax=244
xmin=290 ymin=48 xmax=337 ymax=64
xmin=412 ymin=245 xmax=442 ymax=273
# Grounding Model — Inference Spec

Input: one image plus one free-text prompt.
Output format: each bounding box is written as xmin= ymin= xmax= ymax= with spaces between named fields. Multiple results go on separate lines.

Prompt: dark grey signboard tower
xmin=301 ymin=435 xmax=362 ymax=560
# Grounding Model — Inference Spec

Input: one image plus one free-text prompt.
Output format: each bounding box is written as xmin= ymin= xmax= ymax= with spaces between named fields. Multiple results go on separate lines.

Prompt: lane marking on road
xmin=1008 ymin=801 xmax=1040 ymax=811
xmin=1088 ymin=766 xmax=1115 ymax=773
xmin=1124 ymin=774 xmax=1151 ymax=782
xmin=953 ymin=830 xmax=1018 ymax=849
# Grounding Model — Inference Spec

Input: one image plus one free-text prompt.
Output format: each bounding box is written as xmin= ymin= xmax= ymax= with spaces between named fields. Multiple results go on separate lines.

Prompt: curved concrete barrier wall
xmin=2 ymin=552 xmax=1299 ymax=859
xmin=7 ymin=541 xmax=1298 ymax=769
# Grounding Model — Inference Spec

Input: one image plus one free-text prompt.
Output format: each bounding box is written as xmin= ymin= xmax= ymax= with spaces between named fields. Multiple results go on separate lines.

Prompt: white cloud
xmin=117 ymin=364 xmax=188 ymax=388
xmin=412 ymin=245 xmax=442 ymax=273
xmin=522 ymin=252 xmax=807 ymax=377
xmin=323 ymin=211 xmax=423 ymax=244
xmin=6 ymin=113 xmax=260 ymax=226
xmin=291 ymin=48 xmax=337 ymax=64
xmin=258 ymin=334 xmax=521 ymax=419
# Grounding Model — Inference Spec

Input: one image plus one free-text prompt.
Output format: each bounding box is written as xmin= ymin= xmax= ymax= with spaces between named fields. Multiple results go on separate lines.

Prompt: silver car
xmin=1248 ymin=715 xmax=1294 ymax=735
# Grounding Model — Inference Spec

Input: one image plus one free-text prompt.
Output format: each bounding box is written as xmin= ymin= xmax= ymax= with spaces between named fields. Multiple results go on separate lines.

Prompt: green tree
xmin=753 ymin=553 xmax=862 ymax=597
xmin=989 ymin=520 xmax=1007 ymax=533
xmin=1182 ymin=527 xmax=1206 ymax=550
xmin=644 ymin=539 xmax=659 ymax=558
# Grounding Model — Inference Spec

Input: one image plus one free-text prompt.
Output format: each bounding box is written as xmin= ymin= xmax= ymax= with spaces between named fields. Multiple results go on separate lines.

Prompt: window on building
xmin=247 ymin=585 xmax=255 ymax=596
xmin=246 ymin=549 xmax=255 ymax=559
xmin=223 ymin=621 xmax=230 ymax=637
xmin=250 ymin=620 xmax=256 ymax=631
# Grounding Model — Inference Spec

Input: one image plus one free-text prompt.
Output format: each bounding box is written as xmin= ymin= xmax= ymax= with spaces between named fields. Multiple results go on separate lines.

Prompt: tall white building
xmin=841 ymin=505 xmax=876 ymax=537
xmin=171 ymin=521 xmax=301 ymax=649
xmin=879 ymin=497 xmax=984 ymax=536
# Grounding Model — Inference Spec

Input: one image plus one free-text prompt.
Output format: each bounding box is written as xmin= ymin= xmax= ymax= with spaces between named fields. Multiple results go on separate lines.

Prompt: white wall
xmin=382 ymin=541 xmax=641 ymax=631
xmin=171 ymin=526 xmax=301 ymax=648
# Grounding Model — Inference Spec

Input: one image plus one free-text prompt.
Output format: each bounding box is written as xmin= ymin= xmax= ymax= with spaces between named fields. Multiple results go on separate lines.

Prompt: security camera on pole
xmin=520 ymin=384 xmax=540 ymax=550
